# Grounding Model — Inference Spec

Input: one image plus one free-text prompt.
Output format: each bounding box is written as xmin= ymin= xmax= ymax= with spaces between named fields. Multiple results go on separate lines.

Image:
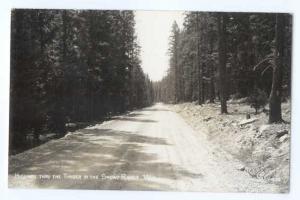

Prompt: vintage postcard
xmin=8 ymin=9 xmax=292 ymax=193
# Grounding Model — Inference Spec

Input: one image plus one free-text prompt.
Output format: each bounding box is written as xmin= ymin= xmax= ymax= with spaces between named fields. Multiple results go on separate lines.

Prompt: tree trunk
xmin=208 ymin=26 xmax=215 ymax=103
xmin=269 ymin=14 xmax=285 ymax=123
xmin=196 ymin=13 xmax=204 ymax=105
xmin=209 ymin=75 xmax=215 ymax=103
xmin=217 ymin=13 xmax=228 ymax=114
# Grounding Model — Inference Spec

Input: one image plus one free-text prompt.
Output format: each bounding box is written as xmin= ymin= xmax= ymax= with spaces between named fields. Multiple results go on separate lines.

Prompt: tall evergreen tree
xmin=217 ymin=13 xmax=228 ymax=114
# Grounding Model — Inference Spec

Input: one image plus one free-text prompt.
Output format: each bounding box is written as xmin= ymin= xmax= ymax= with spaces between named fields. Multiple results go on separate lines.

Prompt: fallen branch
xmin=238 ymin=118 xmax=258 ymax=126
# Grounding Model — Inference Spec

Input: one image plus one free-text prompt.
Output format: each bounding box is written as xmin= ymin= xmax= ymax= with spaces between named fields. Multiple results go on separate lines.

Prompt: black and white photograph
xmin=7 ymin=8 xmax=293 ymax=193
xmin=0 ymin=0 xmax=297 ymax=199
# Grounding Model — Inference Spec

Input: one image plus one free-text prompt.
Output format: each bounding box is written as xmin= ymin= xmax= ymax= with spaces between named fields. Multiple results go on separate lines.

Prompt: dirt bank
xmin=170 ymin=99 xmax=290 ymax=191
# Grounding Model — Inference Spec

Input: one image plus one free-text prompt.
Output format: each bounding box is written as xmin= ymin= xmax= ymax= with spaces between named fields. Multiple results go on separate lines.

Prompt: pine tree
xmin=217 ymin=13 xmax=228 ymax=114
xmin=269 ymin=14 xmax=285 ymax=123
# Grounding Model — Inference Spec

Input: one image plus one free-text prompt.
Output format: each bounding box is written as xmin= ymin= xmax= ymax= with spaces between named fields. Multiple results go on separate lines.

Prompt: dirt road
xmin=8 ymin=103 xmax=280 ymax=192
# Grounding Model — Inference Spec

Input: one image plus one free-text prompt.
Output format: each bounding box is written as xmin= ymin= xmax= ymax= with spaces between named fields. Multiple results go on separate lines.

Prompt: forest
xmin=9 ymin=10 xmax=292 ymax=156
xmin=10 ymin=9 xmax=154 ymax=154
xmin=153 ymin=12 xmax=292 ymax=123
xmin=8 ymin=10 xmax=293 ymax=192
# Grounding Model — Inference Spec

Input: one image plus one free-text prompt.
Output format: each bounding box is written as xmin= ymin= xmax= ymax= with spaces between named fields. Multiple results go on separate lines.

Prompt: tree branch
xmin=252 ymin=56 xmax=273 ymax=71
xmin=261 ymin=65 xmax=272 ymax=76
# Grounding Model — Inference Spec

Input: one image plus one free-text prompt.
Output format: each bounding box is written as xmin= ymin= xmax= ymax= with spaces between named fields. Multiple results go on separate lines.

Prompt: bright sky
xmin=135 ymin=11 xmax=184 ymax=81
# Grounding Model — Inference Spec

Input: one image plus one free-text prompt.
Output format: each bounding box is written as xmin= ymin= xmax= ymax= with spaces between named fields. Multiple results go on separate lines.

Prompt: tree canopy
xmin=10 ymin=9 xmax=154 ymax=154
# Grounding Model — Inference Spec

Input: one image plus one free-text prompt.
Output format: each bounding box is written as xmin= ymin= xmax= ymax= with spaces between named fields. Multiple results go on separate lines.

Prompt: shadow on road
xmin=111 ymin=111 xmax=157 ymax=123
xmin=79 ymin=128 xmax=170 ymax=145
xmin=142 ymin=108 xmax=170 ymax=112
xmin=112 ymin=117 xmax=158 ymax=123
xmin=126 ymin=113 xmax=144 ymax=117
xmin=9 ymin=128 xmax=204 ymax=190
